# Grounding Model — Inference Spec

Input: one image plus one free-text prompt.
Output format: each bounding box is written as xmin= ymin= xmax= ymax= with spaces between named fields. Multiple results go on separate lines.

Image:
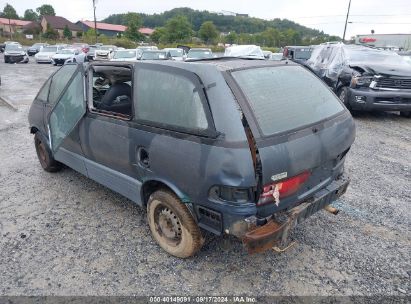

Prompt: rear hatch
xmin=229 ymin=64 xmax=355 ymax=216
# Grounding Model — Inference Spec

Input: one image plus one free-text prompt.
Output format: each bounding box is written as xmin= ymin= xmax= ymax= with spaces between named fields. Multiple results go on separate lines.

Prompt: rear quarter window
xmin=231 ymin=65 xmax=344 ymax=136
xmin=134 ymin=68 xmax=210 ymax=134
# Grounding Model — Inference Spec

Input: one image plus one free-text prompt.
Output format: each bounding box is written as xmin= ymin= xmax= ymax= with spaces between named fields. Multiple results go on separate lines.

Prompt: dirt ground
xmin=0 ymin=54 xmax=410 ymax=297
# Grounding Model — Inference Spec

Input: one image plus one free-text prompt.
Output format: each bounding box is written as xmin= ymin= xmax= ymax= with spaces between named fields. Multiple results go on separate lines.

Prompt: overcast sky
xmin=2 ymin=0 xmax=411 ymax=38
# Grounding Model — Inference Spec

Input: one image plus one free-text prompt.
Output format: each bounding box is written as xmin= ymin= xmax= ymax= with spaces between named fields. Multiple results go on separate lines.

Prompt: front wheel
xmin=147 ymin=190 xmax=204 ymax=258
xmin=34 ymin=133 xmax=62 ymax=172
xmin=338 ymin=86 xmax=350 ymax=107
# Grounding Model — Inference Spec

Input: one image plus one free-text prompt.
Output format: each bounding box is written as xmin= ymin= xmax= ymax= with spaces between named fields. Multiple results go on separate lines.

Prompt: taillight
xmin=257 ymin=171 xmax=310 ymax=206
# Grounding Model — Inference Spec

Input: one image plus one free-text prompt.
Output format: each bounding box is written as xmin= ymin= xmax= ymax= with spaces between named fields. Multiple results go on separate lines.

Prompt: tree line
xmin=1 ymin=3 xmax=340 ymax=47
xmin=0 ymin=3 xmax=56 ymax=21
xmin=103 ymin=7 xmax=341 ymax=46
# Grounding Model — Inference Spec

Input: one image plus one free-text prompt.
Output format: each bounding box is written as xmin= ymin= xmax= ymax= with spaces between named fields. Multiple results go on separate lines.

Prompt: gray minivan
xmin=28 ymin=59 xmax=355 ymax=258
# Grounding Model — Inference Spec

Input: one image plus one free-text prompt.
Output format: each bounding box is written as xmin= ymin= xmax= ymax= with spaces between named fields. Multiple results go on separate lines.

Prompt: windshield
xmin=5 ymin=44 xmax=23 ymax=51
xmin=294 ymin=48 xmax=312 ymax=60
xmin=167 ymin=49 xmax=183 ymax=57
xmin=232 ymin=66 xmax=344 ymax=136
xmin=57 ymin=49 xmax=75 ymax=54
xmin=187 ymin=50 xmax=213 ymax=59
xmin=101 ymin=46 xmax=114 ymax=50
xmin=345 ymin=48 xmax=407 ymax=65
xmin=114 ymin=50 xmax=136 ymax=59
xmin=42 ymin=47 xmax=57 ymax=53
xmin=141 ymin=51 xmax=167 ymax=60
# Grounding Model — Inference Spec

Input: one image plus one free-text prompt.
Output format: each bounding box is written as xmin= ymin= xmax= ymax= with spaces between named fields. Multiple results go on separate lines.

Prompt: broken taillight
xmin=257 ymin=171 xmax=311 ymax=206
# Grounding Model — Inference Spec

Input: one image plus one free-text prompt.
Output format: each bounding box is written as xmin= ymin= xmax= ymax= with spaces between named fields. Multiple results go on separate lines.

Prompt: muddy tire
xmin=34 ymin=132 xmax=62 ymax=172
xmin=338 ymin=86 xmax=350 ymax=107
xmin=147 ymin=189 xmax=203 ymax=258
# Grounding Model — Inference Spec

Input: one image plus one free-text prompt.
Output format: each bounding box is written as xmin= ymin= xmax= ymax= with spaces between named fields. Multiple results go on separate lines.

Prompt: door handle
xmin=138 ymin=147 xmax=150 ymax=168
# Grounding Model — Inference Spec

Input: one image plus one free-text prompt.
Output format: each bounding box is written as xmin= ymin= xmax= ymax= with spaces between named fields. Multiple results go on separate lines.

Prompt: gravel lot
xmin=0 ymin=53 xmax=410 ymax=297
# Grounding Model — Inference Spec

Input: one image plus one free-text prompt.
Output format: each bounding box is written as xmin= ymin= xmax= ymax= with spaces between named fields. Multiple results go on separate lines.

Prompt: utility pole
xmin=342 ymin=0 xmax=352 ymax=42
xmin=93 ymin=0 xmax=98 ymax=44
xmin=9 ymin=17 xmax=12 ymax=39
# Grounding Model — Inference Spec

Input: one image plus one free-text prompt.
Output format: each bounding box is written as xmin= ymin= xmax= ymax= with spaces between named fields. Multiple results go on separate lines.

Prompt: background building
xmin=76 ymin=20 xmax=154 ymax=38
xmin=41 ymin=15 xmax=82 ymax=38
xmin=0 ymin=17 xmax=31 ymax=36
xmin=355 ymin=34 xmax=411 ymax=50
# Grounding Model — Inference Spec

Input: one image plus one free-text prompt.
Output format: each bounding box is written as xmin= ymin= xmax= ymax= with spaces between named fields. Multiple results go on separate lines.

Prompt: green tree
xmin=163 ymin=15 xmax=192 ymax=43
xmin=3 ymin=3 xmax=19 ymax=19
xmin=36 ymin=4 xmax=55 ymax=17
xmin=198 ymin=21 xmax=219 ymax=44
xmin=85 ymin=28 xmax=98 ymax=38
xmin=43 ymin=23 xmax=58 ymax=39
xmin=2 ymin=3 xmax=19 ymax=38
xmin=224 ymin=31 xmax=238 ymax=44
xmin=23 ymin=9 xmax=38 ymax=21
xmin=150 ymin=27 xmax=166 ymax=44
xmin=124 ymin=12 xmax=144 ymax=41
xmin=63 ymin=25 xmax=72 ymax=39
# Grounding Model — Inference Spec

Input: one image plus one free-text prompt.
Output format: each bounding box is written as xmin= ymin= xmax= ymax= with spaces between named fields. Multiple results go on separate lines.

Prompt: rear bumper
xmin=242 ymin=175 xmax=350 ymax=254
xmin=348 ymin=87 xmax=411 ymax=111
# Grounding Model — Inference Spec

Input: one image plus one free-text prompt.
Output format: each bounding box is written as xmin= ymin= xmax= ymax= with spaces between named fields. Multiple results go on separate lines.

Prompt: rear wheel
xmin=147 ymin=189 xmax=203 ymax=258
xmin=34 ymin=133 xmax=62 ymax=172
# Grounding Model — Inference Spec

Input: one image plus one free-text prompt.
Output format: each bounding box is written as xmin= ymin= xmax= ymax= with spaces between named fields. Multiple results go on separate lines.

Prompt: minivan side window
xmin=48 ymin=65 xmax=78 ymax=105
xmin=134 ymin=68 xmax=209 ymax=134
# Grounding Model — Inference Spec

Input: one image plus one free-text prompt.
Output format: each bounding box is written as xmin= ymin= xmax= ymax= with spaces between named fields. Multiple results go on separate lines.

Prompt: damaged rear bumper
xmin=242 ymin=175 xmax=350 ymax=254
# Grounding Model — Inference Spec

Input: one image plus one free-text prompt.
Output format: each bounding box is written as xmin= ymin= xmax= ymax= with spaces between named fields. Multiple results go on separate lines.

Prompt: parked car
xmin=137 ymin=46 xmax=158 ymax=52
xmin=398 ymin=50 xmax=411 ymax=65
xmin=51 ymin=48 xmax=81 ymax=66
xmin=224 ymin=45 xmax=264 ymax=59
xmin=269 ymin=52 xmax=284 ymax=61
xmin=263 ymin=50 xmax=272 ymax=59
xmin=306 ymin=43 xmax=411 ymax=116
xmin=72 ymin=43 xmax=89 ymax=53
xmin=283 ymin=46 xmax=313 ymax=64
xmin=186 ymin=48 xmax=214 ymax=60
xmin=140 ymin=50 xmax=171 ymax=60
xmin=94 ymin=45 xmax=117 ymax=60
xmin=163 ymin=48 xmax=185 ymax=61
xmin=35 ymin=45 xmax=62 ymax=63
xmin=110 ymin=49 xmax=141 ymax=62
xmin=28 ymin=59 xmax=355 ymax=257
xmin=27 ymin=43 xmax=49 ymax=56
xmin=86 ymin=45 xmax=100 ymax=61
xmin=4 ymin=43 xmax=29 ymax=63
xmin=0 ymin=41 xmax=19 ymax=53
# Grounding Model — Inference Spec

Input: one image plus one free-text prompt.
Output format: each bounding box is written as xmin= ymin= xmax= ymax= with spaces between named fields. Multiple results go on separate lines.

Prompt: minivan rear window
xmin=232 ymin=66 xmax=344 ymax=136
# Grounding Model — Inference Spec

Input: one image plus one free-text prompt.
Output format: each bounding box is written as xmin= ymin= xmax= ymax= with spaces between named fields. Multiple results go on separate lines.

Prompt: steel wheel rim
xmin=153 ymin=202 xmax=182 ymax=247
